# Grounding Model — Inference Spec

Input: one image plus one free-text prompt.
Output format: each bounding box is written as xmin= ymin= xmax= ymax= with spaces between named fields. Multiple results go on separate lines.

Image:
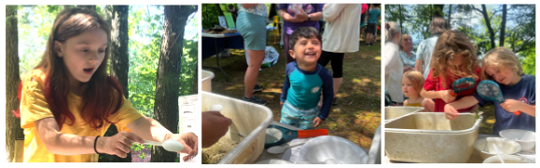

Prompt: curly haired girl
xmin=420 ymin=30 xmax=481 ymax=112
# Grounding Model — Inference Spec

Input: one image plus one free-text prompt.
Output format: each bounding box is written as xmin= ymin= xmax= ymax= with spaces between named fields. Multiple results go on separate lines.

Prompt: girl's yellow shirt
xmin=405 ymin=102 xmax=422 ymax=107
xmin=20 ymin=69 xmax=143 ymax=162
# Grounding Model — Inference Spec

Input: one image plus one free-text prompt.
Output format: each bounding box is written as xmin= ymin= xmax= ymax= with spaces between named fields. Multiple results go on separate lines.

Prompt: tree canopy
xmin=385 ymin=4 xmax=535 ymax=75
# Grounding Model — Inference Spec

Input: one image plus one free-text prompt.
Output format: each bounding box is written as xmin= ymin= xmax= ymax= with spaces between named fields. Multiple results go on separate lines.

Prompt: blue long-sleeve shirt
xmin=281 ymin=62 xmax=334 ymax=120
xmin=473 ymin=75 xmax=535 ymax=134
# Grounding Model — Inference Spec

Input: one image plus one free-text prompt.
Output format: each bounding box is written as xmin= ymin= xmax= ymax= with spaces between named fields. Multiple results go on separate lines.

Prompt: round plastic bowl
xmin=255 ymin=159 xmax=293 ymax=164
xmin=483 ymin=154 xmax=535 ymax=163
xmin=474 ymin=137 xmax=521 ymax=160
xmin=298 ymin=136 xmax=368 ymax=164
xmin=499 ymin=129 xmax=536 ymax=151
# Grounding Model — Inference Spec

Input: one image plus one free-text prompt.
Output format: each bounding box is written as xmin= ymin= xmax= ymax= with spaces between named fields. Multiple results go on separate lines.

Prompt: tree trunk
xmin=110 ymin=5 xmax=130 ymax=98
xmin=151 ymin=5 xmax=197 ymax=162
xmin=192 ymin=68 xmax=198 ymax=94
xmin=500 ymin=4 xmax=507 ymax=47
xmin=433 ymin=5 xmax=445 ymax=17
xmin=78 ymin=5 xmax=96 ymax=11
xmin=481 ymin=4 xmax=496 ymax=50
xmin=398 ymin=5 xmax=403 ymax=34
xmin=215 ymin=4 xmax=224 ymax=16
xmin=99 ymin=5 xmax=131 ymax=162
xmin=447 ymin=5 xmax=452 ymax=29
xmin=6 ymin=5 xmax=25 ymax=162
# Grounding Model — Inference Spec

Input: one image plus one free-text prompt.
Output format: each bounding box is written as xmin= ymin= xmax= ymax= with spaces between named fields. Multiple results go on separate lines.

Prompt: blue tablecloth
xmin=202 ymin=26 xmax=276 ymax=59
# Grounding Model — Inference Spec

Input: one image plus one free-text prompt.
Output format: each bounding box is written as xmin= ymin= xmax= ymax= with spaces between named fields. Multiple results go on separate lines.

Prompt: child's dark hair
xmin=288 ymin=27 xmax=321 ymax=50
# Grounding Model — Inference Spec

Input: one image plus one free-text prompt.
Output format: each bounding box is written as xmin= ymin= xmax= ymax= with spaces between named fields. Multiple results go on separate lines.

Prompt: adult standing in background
xmin=384 ymin=22 xmax=404 ymax=105
xmin=399 ymin=33 xmax=416 ymax=73
xmin=319 ymin=4 xmax=362 ymax=105
xmin=415 ymin=17 xmax=447 ymax=79
xmin=279 ymin=4 xmax=324 ymax=64
xmin=360 ymin=4 xmax=369 ymax=33
xmin=365 ymin=4 xmax=380 ymax=46
xmin=236 ymin=4 xmax=268 ymax=105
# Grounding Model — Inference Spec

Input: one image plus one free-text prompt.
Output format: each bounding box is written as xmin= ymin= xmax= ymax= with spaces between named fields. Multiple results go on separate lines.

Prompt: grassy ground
xmin=202 ymin=32 xmax=381 ymax=149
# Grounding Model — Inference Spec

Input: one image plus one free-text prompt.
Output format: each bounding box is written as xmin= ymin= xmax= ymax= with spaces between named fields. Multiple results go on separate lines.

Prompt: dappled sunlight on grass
xmin=202 ymin=32 xmax=381 ymax=149
xmin=224 ymin=84 xmax=244 ymax=91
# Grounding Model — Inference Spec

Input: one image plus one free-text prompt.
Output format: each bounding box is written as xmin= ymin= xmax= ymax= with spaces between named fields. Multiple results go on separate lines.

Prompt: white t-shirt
xmin=321 ymin=4 xmax=361 ymax=53
xmin=384 ymin=42 xmax=404 ymax=103
xmin=416 ymin=35 xmax=439 ymax=79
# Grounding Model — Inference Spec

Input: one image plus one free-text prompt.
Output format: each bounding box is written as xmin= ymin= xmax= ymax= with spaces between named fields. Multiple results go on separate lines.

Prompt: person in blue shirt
xmin=280 ymin=27 xmax=334 ymax=130
xmin=444 ymin=47 xmax=535 ymax=134
xmin=365 ymin=4 xmax=381 ymax=46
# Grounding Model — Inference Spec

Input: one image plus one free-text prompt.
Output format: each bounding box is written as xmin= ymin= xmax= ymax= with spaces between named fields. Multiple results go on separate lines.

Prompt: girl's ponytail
xmin=385 ymin=22 xmax=400 ymax=42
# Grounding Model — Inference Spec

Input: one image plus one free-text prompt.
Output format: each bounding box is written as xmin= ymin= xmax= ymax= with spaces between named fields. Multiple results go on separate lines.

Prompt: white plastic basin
xmin=202 ymin=70 xmax=215 ymax=92
xmin=385 ymin=112 xmax=482 ymax=163
xmin=298 ymin=136 xmax=368 ymax=164
xmin=384 ymin=107 xmax=424 ymax=123
xmin=202 ymin=91 xmax=273 ymax=164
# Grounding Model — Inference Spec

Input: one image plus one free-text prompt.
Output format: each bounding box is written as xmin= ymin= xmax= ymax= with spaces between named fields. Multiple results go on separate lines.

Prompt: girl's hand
xmin=97 ymin=131 xmax=144 ymax=158
xmin=313 ymin=117 xmax=324 ymax=127
xmin=170 ymin=132 xmax=199 ymax=161
xmin=441 ymin=90 xmax=456 ymax=103
xmin=500 ymin=99 xmax=525 ymax=113
xmin=444 ymin=104 xmax=459 ymax=120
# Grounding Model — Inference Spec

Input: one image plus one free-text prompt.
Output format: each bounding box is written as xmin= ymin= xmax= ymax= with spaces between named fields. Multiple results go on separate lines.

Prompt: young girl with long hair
xmin=16 ymin=8 xmax=197 ymax=162
xmin=420 ymin=30 xmax=481 ymax=112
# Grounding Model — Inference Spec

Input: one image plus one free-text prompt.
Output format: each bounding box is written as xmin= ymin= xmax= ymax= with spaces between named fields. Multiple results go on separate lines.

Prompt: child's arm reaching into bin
xmin=444 ymin=96 xmax=479 ymax=120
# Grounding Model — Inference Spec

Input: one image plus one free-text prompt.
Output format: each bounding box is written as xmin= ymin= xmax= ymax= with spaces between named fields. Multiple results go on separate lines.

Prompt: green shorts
xmin=236 ymin=12 xmax=267 ymax=50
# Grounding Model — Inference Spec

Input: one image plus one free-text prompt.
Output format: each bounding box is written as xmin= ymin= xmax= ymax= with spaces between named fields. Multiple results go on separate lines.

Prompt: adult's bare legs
xmin=244 ymin=49 xmax=265 ymax=98
xmin=333 ymin=78 xmax=342 ymax=96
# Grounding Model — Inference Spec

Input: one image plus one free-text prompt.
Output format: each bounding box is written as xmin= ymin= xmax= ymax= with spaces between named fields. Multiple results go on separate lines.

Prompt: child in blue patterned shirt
xmin=280 ymin=27 xmax=334 ymax=129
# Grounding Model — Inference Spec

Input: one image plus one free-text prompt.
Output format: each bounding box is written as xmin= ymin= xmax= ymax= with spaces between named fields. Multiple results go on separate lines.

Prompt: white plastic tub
xmin=385 ymin=112 xmax=482 ymax=163
xmin=202 ymin=70 xmax=215 ymax=92
xmin=384 ymin=107 xmax=424 ymax=123
xmin=202 ymin=91 xmax=273 ymax=164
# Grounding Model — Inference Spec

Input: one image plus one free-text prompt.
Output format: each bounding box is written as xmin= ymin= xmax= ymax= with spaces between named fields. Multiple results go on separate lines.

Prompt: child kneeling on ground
xmin=280 ymin=27 xmax=334 ymax=130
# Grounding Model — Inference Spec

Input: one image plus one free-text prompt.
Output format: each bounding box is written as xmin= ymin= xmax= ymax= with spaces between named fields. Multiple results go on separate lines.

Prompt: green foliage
xmin=386 ymin=4 xmax=535 ymax=74
xmin=520 ymin=47 xmax=535 ymax=75
xmin=130 ymin=143 xmax=151 ymax=151
xmin=179 ymin=12 xmax=199 ymax=96
xmin=138 ymin=152 xmax=146 ymax=159
xmin=18 ymin=5 xmax=64 ymax=76
xmin=202 ymin=4 xmax=221 ymax=29
xmin=127 ymin=5 xmax=164 ymax=118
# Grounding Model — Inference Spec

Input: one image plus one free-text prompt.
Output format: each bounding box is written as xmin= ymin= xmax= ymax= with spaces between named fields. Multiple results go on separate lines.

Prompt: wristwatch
xmin=307 ymin=15 xmax=311 ymax=21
